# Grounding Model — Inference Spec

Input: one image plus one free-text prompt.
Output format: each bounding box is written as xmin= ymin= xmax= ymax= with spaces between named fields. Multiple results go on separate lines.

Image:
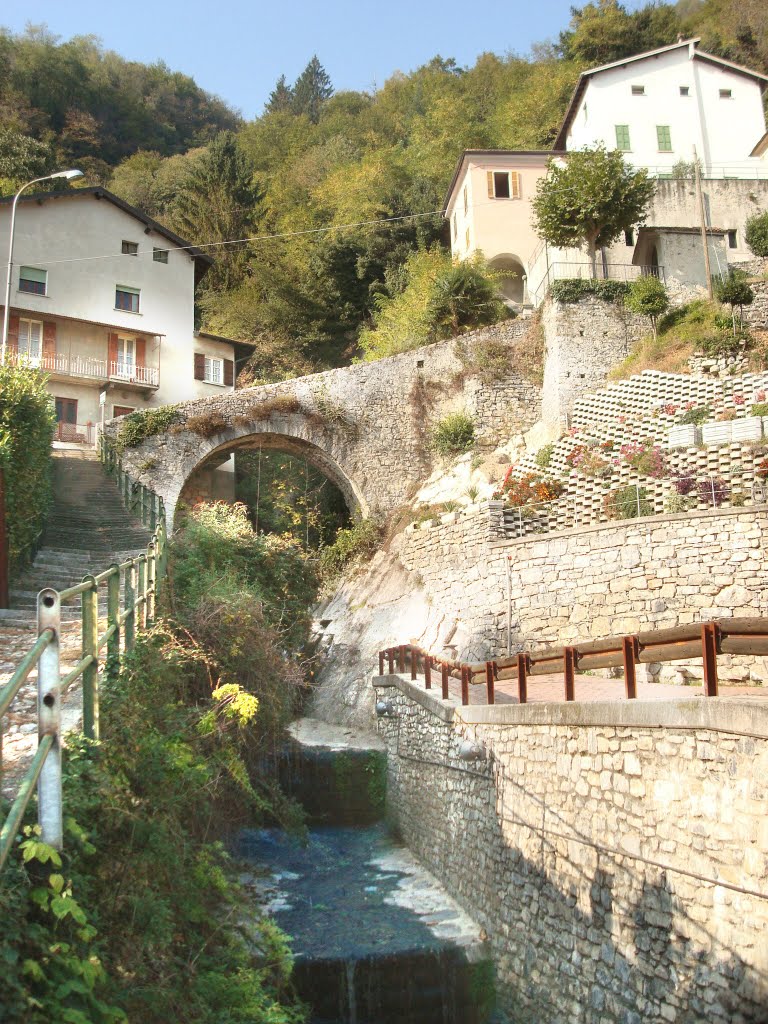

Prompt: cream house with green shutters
xmin=0 ymin=187 xmax=250 ymax=444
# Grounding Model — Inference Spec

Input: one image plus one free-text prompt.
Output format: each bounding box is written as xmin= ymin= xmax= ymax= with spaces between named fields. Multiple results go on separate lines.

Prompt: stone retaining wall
xmin=375 ymin=677 xmax=768 ymax=1023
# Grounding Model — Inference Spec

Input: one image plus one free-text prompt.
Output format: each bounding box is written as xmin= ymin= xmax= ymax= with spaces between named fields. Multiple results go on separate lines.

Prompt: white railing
xmin=108 ymin=361 xmax=159 ymax=387
xmin=530 ymin=262 xmax=665 ymax=307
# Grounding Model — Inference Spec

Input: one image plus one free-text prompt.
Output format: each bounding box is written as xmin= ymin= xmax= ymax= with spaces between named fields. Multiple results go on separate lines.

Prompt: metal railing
xmin=377 ymin=617 xmax=768 ymax=708
xmin=530 ymin=262 xmax=664 ymax=307
xmin=0 ymin=457 xmax=167 ymax=873
xmin=100 ymin=437 xmax=164 ymax=533
xmin=5 ymin=351 xmax=159 ymax=387
xmin=108 ymin=361 xmax=159 ymax=387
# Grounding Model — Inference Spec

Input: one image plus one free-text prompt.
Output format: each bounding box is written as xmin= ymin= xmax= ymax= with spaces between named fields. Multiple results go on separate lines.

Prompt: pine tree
xmin=292 ymin=56 xmax=334 ymax=123
xmin=265 ymin=74 xmax=294 ymax=114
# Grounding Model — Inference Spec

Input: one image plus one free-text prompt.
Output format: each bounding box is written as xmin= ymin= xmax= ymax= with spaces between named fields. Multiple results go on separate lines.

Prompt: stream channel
xmin=235 ymin=718 xmax=496 ymax=1024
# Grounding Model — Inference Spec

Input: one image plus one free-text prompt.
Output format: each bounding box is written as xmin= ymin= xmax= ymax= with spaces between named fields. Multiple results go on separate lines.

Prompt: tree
xmin=715 ymin=269 xmax=754 ymax=336
xmin=745 ymin=211 xmax=768 ymax=258
xmin=0 ymin=127 xmax=52 ymax=192
xmin=557 ymin=1 xmax=681 ymax=65
xmin=292 ymin=56 xmax=333 ymax=123
xmin=265 ymin=74 xmax=293 ymax=114
xmin=532 ymin=145 xmax=656 ymax=275
xmin=624 ymin=274 xmax=669 ymax=339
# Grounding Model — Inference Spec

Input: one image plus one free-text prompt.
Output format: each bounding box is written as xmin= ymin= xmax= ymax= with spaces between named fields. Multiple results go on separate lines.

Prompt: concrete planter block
xmin=667 ymin=424 xmax=699 ymax=448
xmin=731 ymin=417 xmax=763 ymax=442
xmin=702 ymin=421 xmax=733 ymax=445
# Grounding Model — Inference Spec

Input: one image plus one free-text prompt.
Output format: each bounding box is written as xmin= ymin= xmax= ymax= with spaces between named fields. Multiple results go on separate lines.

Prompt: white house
xmin=0 ymin=187 xmax=251 ymax=443
xmin=554 ymin=38 xmax=768 ymax=177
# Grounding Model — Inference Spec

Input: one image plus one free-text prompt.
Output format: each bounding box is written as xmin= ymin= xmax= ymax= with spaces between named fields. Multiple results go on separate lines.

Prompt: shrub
xmin=604 ymin=485 xmax=653 ymax=520
xmin=679 ymin=404 xmax=711 ymax=425
xmin=620 ymin=440 xmax=667 ymax=478
xmin=673 ymin=474 xmax=696 ymax=496
xmin=535 ymin=442 xmax=556 ymax=469
xmin=664 ymin=493 xmax=689 ymax=514
xmin=750 ymin=402 xmax=768 ymax=418
xmin=250 ymin=395 xmax=302 ymax=419
xmin=186 ymin=411 xmax=230 ymax=437
xmin=0 ymin=363 xmax=55 ymax=570
xmin=624 ymin=275 xmax=669 ymax=338
xmin=319 ymin=517 xmax=382 ymax=582
xmin=430 ymin=412 xmax=475 ymax=457
xmin=698 ymin=477 xmax=729 ymax=507
xmin=455 ymin=335 xmax=514 ymax=385
xmin=745 ymin=210 xmax=768 ymax=258
xmin=496 ymin=470 xmax=564 ymax=507
xmin=714 ymin=269 xmax=754 ymax=336
xmin=550 ymin=278 xmax=630 ymax=304
xmin=115 ymin=405 xmax=181 ymax=450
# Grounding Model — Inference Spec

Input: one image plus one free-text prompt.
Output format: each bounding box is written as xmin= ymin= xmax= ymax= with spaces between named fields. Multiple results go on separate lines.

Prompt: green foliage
xmin=550 ymin=278 xmax=630 ymax=303
xmin=430 ymin=412 xmax=476 ymax=457
xmin=532 ymin=145 xmax=655 ymax=269
xmin=604 ymin=484 xmax=653 ymax=520
xmin=679 ymin=404 xmax=711 ymax=425
xmin=535 ymin=442 xmax=556 ymax=469
xmin=0 ymin=363 xmax=55 ymax=569
xmin=745 ymin=211 xmax=768 ymax=258
xmin=455 ymin=335 xmax=516 ymax=385
xmin=750 ymin=402 xmax=768 ymax=417
xmin=318 ymin=517 xmax=383 ymax=583
xmin=359 ymin=248 xmax=507 ymax=360
xmin=715 ymin=269 xmax=755 ymax=336
xmin=114 ymin=406 xmax=181 ymax=451
xmin=0 ymin=128 xmax=53 ymax=192
xmin=291 ymin=57 xmax=334 ymax=124
xmin=556 ymin=0 xmax=682 ymax=65
xmin=624 ymin=274 xmax=669 ymax=335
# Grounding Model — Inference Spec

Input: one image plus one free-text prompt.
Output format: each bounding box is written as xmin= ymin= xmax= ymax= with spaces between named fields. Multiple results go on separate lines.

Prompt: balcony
xmin=8 ymin=352 xmax=159 ymax=389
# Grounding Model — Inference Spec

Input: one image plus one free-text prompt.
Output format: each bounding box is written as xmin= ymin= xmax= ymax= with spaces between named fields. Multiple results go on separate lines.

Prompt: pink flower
xmin=684 ymin=401 xmax=695 ymax=411
xmin=734 ymin=395 xmax=745 ymax=405
xmin=618 ymin=415 xmax=626 ymax=424
xmin=756 ymin=391 xmax=766 ymax=403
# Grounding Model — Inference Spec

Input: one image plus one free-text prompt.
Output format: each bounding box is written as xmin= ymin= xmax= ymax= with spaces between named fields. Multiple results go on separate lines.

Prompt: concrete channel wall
xmin=374 ymin=675 xmax=768 ymax=1024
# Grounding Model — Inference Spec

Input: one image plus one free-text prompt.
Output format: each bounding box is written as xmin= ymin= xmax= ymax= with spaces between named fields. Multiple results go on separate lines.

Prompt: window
xmin=656 ymin=125 xmax=672 ymax=152
xmin=204 ymin=356 xmax=223 ymax=385
xmin=631 ymin=85 xmax=645 ymax=96
xmin=583 ymin=103 xmax=588 ymax=121
xmin=615 ymin=125 xmax=631 ymax=151
xmin=452 ymin=212 xmax=457 ymax=238
xmin=463 ymin=185 xmax=468 ymax=216
xmin=113 ymin=405 xmax=135 ymax=418
xmin=121 ymin=240 xmax=139 ymax=256
xmin=18 ymin=318 xmax=42 ymax=359
xmin=679 ymin=85 xmax=690 ymax=96
xmin=719 ymin=89 xmax=732 ymax=99
xmin=728 ymin=230 xmax=737 ymax=249
xmin=624 ymin=229 xmax=635 ymax=247
xmin=115 ymin=285 xmax=140 ymax=313
xmin=19 ymin=266 xmax=47 ymax=295
xmin=153 ymin=247 xmax=168 ymax=264
xmin=465 ymin=227 xmax=470 ymax=250
xmin=487 ymin=170 xmax=521 ymax=200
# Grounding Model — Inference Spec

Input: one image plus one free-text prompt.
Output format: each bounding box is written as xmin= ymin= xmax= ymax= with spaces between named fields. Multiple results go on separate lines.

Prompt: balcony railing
xmin=6 ymin=352 xmax=158 ymax=387
xmin=530 ymin=262 xmax=665 ymax=307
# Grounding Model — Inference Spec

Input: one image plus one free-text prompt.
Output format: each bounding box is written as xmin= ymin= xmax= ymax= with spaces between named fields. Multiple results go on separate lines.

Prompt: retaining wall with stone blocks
xmin=375 ymin=678 xmax=768 ymax=1024
xmin=402 ymin=504 xmax=768 ymax=681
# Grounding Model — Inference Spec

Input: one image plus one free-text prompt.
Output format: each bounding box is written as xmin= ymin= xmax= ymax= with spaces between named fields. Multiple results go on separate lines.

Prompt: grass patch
xmin=430 ymin=412 xmax=475 ymax=457
xmin=609 ymin=300 xmax=722 ymax=379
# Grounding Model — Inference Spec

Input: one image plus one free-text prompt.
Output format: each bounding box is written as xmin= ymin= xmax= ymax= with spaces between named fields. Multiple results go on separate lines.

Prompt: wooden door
xmin=54 ymin=397 xmax=78 ymax=441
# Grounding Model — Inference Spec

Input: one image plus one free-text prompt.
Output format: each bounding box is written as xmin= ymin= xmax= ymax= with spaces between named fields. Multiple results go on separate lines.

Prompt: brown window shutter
xmin=42 ymin=322 xmax=56 ymax=362
xmin=7 ymin=315 xmax=19 ymax=354
xmin=108 ymin=333 xmax=119 ymax=371
xmin=511 ymin=172 xmax=521 ymax=199
xmin=223 ymin=358 xmax=234 ymax=386
xmin=487 ymin=171 xmax=495 ymax=198
xmin=135 ymin=337 xmax=146 ymax=367
xmin=194 ymin=352 xmax=205 ymax=380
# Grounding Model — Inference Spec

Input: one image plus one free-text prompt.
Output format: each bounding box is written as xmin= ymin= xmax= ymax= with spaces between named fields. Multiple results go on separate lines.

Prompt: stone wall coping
xmin=375 ymin=674 xmax=768 ymax=738
xmin=489 ymin=502 xmax=768 ymax=551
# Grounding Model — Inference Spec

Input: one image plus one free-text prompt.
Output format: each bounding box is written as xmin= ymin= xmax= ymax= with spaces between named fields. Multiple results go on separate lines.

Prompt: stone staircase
xmin=1 ymin=450 xmax=153 ymax=630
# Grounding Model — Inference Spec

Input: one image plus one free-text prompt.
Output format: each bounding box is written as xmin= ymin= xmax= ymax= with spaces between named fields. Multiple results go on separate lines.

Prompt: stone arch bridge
xmin=107 ymin=325 xmax=539 ymax=528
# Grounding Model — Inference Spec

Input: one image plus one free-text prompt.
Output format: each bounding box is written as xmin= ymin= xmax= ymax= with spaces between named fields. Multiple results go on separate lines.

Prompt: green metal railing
xmin=0 ymin=449 xmax=167 ymax=873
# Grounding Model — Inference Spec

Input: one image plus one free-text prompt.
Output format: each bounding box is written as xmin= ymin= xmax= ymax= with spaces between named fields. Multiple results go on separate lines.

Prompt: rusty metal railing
xmin=377 ymin=618 xmax=768 ymax=708
xmin=0 ymin=499 xmax=167 ymax=873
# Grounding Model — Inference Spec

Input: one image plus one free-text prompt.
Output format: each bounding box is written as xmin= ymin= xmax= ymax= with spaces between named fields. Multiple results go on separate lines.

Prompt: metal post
xmin=150 ymin=492 xmax=157 ymax=533
xmin=461 ymin=666 xmax=470 ymax=706
xmin=37 ymin=589 xmax=62 ymax=850
xmin=517 ymin=653 xmax=528 ymax=704
xmin=622 ymin=636 xmax=639 ymax=699
xmin=81 ymin=575 xmax=99 ymax=740
xmin=441 ymin=662 xmax=449 ymax=700
xmin=702 ymin=623 xmax=719 ymax=697
xmin=0 ymin=468 xmax=9 ymax=609
xmin=485 ymin=661 xmax=495 ymax=705
xmin=564 ymin=647 xmax=576 ymax=701
xmin=137 ymin=556 xmax=147 ymax=631
xmin=146 ymin=542 xmax=156 ymax=624
xmin=378 ymin=651 xmax=385 ymax=676
xmin=107 ymin=564 xmax=120 ymax=679
xmin=636 ymin=485 xmax=641 ymax=519
xmin=694 ymin=148 xmax=714 ymax=300
xmin=124 ymin=560 xmax=137 ymax=653
xmin=387 ymin=648 xmax=394 ymax=674
xmin=710 ymin=477 xmax=716 ymax=508
xmin=410 ymin=648 xmax=417 ymax=681
xmin=424 ymin=656 xmax=432 ymax=690
xmin=398 ymin=645 xmax=406 ymax=673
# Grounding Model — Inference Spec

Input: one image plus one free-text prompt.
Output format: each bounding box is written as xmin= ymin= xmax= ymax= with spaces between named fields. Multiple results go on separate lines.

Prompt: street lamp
xmin=1 ymin=169 xmax=84 ymax=365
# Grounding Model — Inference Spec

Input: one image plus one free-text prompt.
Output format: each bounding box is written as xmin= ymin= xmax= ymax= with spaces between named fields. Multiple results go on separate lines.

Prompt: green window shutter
xmin=20 ymin=266 xmax=46 ymax=283
xmin=656 ymin=125 xmax=672 ymax=152
xmin=615 ymin=125 xmax=631 ymax=151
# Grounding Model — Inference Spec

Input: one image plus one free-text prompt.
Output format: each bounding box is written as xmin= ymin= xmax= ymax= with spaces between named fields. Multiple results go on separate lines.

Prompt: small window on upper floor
xmin=115 ymin=285 xmax=140 ymax=313
xmin=19 ymin=266 xmax=47 ymax=295
xmin=121 ymin=240 xmax=139 ymax=256
xmin=452 ymin=212 xmax=457 ymax=238
xmin=463 ymin=185 xmax=468 ymax=216
xmin=679 ymin=85 xmax=690 ymax=96
xmin=624 ymin=229 xmax=635 ymax=247
xmin=656 ymin=125 xmax=672 ymax=152
xmin=487 ymin=171 xmax=521 ymax=200
xmin=615 ymin=125 xmax=631 ymax=152
xmin=465 ymin=226 xmax=470 ymax=251
xmin=153 ymin=247 xmax=169 ymax=264
xmin=631 ymin=85 xmax=645 ymax=96
xmin=719 ymin=89 xmax=732 ymax=99
xmin=583 ymin=103 xmax=588 ymax=120
xmin=728 ymin=230 xmax=737 ymax=249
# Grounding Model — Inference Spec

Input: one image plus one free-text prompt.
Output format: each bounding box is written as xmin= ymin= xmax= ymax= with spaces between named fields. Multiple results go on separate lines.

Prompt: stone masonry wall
xmin=399 ymin=504 xmax=768 ymax=679
xmin=375 ymin=680 xmax=768 ymax=1024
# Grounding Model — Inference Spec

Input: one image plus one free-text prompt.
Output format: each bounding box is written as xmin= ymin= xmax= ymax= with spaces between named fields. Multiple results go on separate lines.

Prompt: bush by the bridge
xmin=0 ymin=363 xmax=55 ymax=571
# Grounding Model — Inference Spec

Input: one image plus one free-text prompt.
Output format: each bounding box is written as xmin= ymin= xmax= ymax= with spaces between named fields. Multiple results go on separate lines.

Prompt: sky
xmin=1 ymin=0 xmax=588 ymax=120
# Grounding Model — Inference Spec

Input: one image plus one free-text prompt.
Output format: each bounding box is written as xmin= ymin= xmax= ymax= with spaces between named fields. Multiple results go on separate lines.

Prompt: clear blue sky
xmin=2 ymin=0 xmax=592 ymax=119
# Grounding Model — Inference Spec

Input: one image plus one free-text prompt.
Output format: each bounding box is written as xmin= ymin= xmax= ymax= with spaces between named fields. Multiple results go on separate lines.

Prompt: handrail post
xmin=137 ymin=556 xmax=147 ymax=631
xmin=81 ymin=575 xmax=99 ymax=740
xmin=410 ymin=647 xmax=417 ymax=681
xmin=441 ymin=662 xmax=449 ymax=700
xmin=387 ymin=648 xmax=394 ymax=674
xmin=146 ymin=542 xmax=156 ymax=624
xmin=124 ymin=560 xmax=137 ymax=653
xmin=485 ymin=661 xmax=495 ymax=705
xmin=150 ymin=492 xmax=157 ymax=533
xmin=106 ymin=564 xmax=121 ymax=681
xmin=398 ymin=645 xmax=406 ymax=673
xmin=378 ymin=650 xmax=385 ymax=676
xmin=564 ymin=647 xmax=576 ymax=701
xmin=702 ymin=622 xmax=720 ymax=696
xmin=461 ymin=666 xmax=470 ymax=706
xmin=424 ymin=656 xmax=432 ymax=690
xmin=622 ymin=635 xmax=640 ymax=699
xmin=37 ymin=589 xmax=62 ymax=851
xmin=517 ymin=653 xmax=529 ymax=704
